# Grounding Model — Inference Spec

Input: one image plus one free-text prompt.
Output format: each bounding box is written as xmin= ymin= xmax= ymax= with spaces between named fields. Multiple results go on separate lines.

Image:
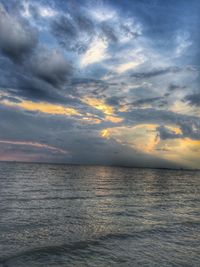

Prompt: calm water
xmin=0 ymin=163 xmax=199 ymax=267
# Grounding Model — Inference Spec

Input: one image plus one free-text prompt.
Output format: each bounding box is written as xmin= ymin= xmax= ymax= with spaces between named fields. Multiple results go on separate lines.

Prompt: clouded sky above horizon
xmin=0 ymin=0 xmax=200 ymax=168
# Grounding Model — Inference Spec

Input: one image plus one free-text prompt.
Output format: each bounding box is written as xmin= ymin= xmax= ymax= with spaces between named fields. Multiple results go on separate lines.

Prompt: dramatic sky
xmin=0 ymin=0 xmax=199 ymax=168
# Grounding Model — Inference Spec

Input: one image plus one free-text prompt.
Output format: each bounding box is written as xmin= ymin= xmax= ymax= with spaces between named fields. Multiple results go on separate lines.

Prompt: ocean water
xmin=0 ymin=162 xmax=199 ymax=267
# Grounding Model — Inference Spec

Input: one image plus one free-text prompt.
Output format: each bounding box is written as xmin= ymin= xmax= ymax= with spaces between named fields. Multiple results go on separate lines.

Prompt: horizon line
xmin=0 ymin=160 xmax=199 ymax=172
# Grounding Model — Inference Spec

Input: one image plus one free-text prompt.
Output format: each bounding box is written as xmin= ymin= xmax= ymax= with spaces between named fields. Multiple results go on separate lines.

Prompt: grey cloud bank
xmin=0 ymin=0 xmax=199 ymax=168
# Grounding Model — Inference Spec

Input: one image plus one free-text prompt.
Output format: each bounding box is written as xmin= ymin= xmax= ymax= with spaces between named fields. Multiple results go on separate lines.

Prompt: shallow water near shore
xmin=0 ymin=162 xmax=199 ymax=266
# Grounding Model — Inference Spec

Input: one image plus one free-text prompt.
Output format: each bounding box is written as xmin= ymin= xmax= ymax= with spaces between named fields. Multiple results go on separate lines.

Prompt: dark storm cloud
xmin=100 ymin=22 xmax=118 ymax=42
xmin=14 ymin=76 xmax=78 ymax=105
xmin=75 ymin=14 xmax=94 ymax=34
xmin=0 ymin=4 xmax=38 ymax=63
xmin=133 ymin=97 xmax=166 ymax=106
xmin=0 ymin=57 xmax=77 ymax=105
xmin=130 ymin=67 xmax=181 ymax=79
xmin=105 ymin=96 xmax=121 ymax=106
xmin=119 ymin=22 xmax=141 ymax=39
xmin=184 ymin=93 xmax=200 ymax=107
xmin=70 ymin=78 xmax=105 ymax=86
xmin=179 ymin=120 xmax=200 ymax=140
xmin=168 ymin=84 xmax=186 ymax=92
xmin=51 ymin=13 xmax=94 ymax=53
xmin=0 ymin=43 xmax=74 ymax=104
xmin=52 ymin=15 xmax=77 ymax=40
xmin=29 ymin=48 xmax=73 ymax=87
xmin=128 ymin=87 xmax=158 ymax=98
xmin=156 ymin=125 xmax=182 ymax=140
xmin=69 ymin=78 xmax=109 ymax=97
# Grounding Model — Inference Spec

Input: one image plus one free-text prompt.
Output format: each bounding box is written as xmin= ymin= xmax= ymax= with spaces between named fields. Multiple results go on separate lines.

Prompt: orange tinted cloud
xmin=2 ymin=100 xmax=81 ymax=116
xmin=82 ymin=97 xmax=123 ymax=123
xmin=100 ymin=124 xmax=200 ymax=168
xmin=100 ymin=124 xmax=159 ymax=152
xmin=101 ymin=129 xmax=110 ymax=138
xmin=105 ymin=116 xmax=123 ymax=123
xmin=155 ymin=138 xmax=200 ymax=168
xmin=82 ymin=97 xmax=114 ymax=115
xmin=0 ymin=140 xmax=67 ymax=154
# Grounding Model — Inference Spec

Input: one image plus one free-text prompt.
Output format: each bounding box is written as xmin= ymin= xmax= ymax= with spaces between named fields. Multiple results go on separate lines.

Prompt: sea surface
xmin=0 ymin=162 xmax=199 ymax=267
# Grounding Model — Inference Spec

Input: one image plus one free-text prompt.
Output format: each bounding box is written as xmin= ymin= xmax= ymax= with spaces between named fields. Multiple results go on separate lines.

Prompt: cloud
xmin=130 ymin=67 xmax=181 ymax=79
xmin=0 ymin=66 xmax=77 ymax=105
xmin=156 ymin=125 xmax=183 ymax=140
xmin=133 ymin=97 xmax=166 ymax=107
xmin=0 ymin=4 xmax=38 ymax=62
xmin=80 ymin=38 xmax=108 ymax=67
xmin=184 ymin=93 xmax=200 ymax=107
xmin=0 ymin=139 xmax=67 ymax=154
xmin=38 ymin=5 xmax=58 ymax=18
xmin=175 ymin=32 xmax=192 ymax=56
xmin=0 ymin=104 xmax=178 ymax=168
xmin=75 ymin=14 xmax=94 ymax=35
xmin=120 ymin=107 xmax=200 ymax=136
xmin=29 ymin=47 xmax=73 ymax=86
xmin=105 ymin=96 xmax=121 ymax=106
xmin=179 ymin=120 xmax=200 ymax=140
xmin=1 ymin=99 xmax=81 ymax=117
xmin=82 ymin=97 xmax=114 ymax=115
xmin=168 ymin=84 xmax=187 ymax=91
xmin=115 ymin=60 xmax=143 ymax=74
xmin=50 ymin=2 xmax=141 ymax=57
xmin=0 ymin=0 xmax=199 ymax=168
xmin=51 ymin=13 xmax=94 ymax=54
xmin=100 ymin=22 xmax=118 ymax=42
xmin=52 ymin=14 xmax=77 ymax=42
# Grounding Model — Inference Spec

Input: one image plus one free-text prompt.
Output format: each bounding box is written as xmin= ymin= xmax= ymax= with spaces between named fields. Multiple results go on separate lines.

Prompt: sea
xmin=0 ymin=162 xmax=199 ymax=267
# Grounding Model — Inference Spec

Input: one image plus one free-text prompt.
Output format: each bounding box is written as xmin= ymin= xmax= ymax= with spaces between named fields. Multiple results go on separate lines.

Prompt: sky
xmin=0 ymin=0 xmax=199 ymax=169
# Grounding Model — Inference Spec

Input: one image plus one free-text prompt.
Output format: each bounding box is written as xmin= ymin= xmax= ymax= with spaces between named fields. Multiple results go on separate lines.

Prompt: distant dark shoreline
xmin=0 ymin=160 xmax=199 ymax=172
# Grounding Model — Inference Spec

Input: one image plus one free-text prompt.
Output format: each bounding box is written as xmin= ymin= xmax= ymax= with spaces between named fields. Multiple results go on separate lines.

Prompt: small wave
xmin=96 ymin=193 xmax=127 ymax=198
xmin=0 ymin=227 xmax=175 ymax=265
xmin=0 ymin=238 xmax=104 ymax=266
xmin=3 ymin=196 xmax=94 ymax=202
xmin=0 ymin=232 xmax=141 ymax=266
